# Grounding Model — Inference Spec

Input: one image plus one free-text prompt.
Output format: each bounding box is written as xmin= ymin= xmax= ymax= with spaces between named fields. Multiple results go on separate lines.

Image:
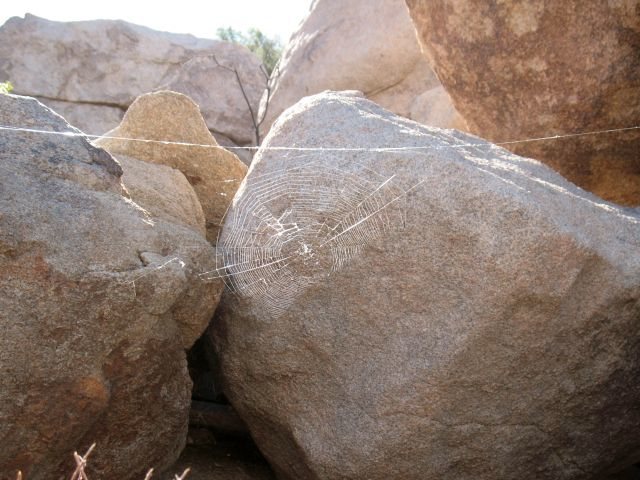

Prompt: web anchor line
xmin=2 ymin=121 xmax=638 ymax=316
xmin=0 ymin=124 xmax=637 ymax=152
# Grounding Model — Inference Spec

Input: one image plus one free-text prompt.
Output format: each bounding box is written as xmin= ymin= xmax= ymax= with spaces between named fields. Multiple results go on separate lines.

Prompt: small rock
xmin=95 ymin=91 xmax=247 ymax=243
xmin=117 ymin=154 xmax=207 ymax=237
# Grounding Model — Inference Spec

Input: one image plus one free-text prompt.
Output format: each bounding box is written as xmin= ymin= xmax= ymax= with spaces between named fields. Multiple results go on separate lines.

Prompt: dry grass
xmin=15 ymin=444 xmax=190 ymax=480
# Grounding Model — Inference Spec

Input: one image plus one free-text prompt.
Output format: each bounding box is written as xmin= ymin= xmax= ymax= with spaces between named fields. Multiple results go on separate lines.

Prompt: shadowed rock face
xmin=405 ymin=0 xmax=640 ymax=206
xmin=211 ymin=91 xmax=640 ymax=480
xmin=0 ymin=94 xmax=223 ymax=480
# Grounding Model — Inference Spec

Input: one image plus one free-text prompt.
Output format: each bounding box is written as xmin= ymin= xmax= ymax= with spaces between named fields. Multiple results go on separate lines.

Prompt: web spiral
xmin=205 ymin=159 xmax=406 ymax=317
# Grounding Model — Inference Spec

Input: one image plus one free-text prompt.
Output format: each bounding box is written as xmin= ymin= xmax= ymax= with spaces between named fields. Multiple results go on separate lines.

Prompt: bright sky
xmin=0 ymin=0 xmax=312 ymax=42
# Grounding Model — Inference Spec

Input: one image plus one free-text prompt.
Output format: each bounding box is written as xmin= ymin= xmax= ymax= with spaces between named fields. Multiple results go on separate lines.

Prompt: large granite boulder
xmin=0 ymin=14 xmax=266 ymax=145
xmin=404 ymin=0 xmax=640 ymax=206
xmin=211 ymin=91 xmax=640 ymax=480
xmin=258 ymin=0 xmax=464 ymax=137
xmin=95 ymin=91 xmax=247 ymax=243
xmin=0 ymin=94 xmax=223 ymax=479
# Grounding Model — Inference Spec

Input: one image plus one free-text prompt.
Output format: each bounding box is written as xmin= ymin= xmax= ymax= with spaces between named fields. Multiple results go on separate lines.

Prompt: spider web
xmin=201 ymin=157 xmax=411 ymax=317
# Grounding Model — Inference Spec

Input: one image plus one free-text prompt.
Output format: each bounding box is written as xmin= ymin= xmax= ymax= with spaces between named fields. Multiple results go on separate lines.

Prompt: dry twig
xmin=14 ymin=444 xmax=189 ymax=480
xmin=70 ymin=443 xmax=96 ymax=480
xmin=174 ymin=468 xmax=191 ymax=480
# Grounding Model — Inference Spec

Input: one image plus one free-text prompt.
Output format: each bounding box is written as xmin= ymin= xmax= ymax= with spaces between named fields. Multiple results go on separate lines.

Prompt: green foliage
xmin=216 ymin=26 xmax=244 ymax=44
xmin=217 ymin=27 xmax=283 ymax=75
xmin=0 ymin=80 xmax=13 ymax=94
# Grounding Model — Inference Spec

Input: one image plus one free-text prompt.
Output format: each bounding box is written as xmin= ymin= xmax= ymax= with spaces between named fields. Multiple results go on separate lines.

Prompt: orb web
xmin=206 ymin=159 xmax=406 ymax=317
